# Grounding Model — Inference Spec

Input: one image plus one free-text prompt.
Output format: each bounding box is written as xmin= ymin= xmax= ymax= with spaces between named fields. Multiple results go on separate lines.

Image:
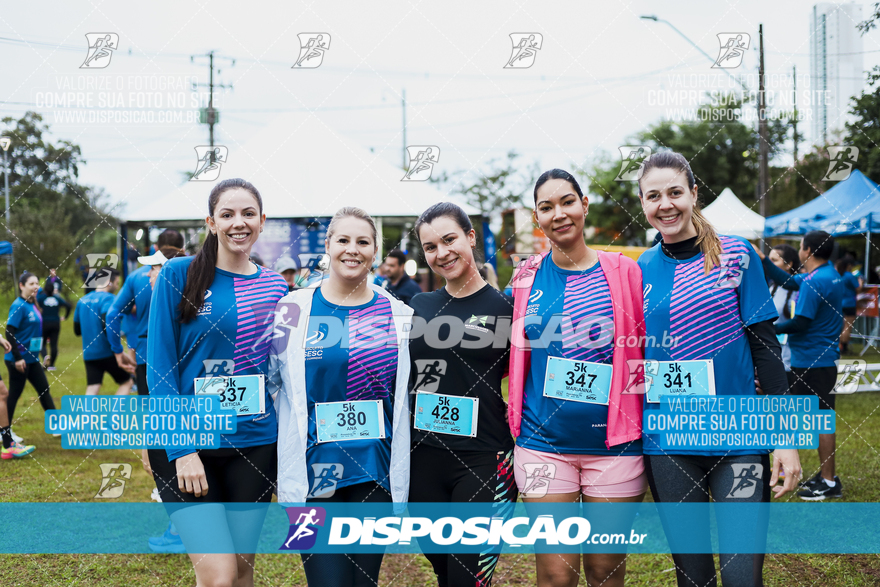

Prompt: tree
xmin=431 ymin=150 xmax=541 ymax=216
xmin=0 ymin=112 xmax=117 ymax=290
xmin=844 ymin=78 xmax=880 ymax=184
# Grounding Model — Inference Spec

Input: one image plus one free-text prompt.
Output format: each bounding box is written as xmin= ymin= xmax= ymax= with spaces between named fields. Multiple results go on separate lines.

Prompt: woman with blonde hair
xmin=636 ymin=151 xmax=801 ymax=586
xmin=270 ymin=206 xmax=412 ymax=587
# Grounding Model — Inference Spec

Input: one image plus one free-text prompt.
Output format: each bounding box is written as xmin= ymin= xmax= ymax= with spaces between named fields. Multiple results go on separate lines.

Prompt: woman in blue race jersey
xmin=147 ymin=178 xmax=288 ymax=587
xmin=636 ymin=152 xmax=801 ymax=586
xmin=36 ymin=280 xmax=70 ymax=371
xmin=836 ymin=256 xmax=862 ymax=354
xmin=271 ymin=207 xmax=412 ymax=587
xmin=5 ymin=272 xmax=56 ymax=437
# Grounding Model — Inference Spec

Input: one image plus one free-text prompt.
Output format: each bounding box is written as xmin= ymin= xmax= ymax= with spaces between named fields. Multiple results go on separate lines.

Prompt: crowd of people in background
xmin=0 ymin=150 xmax=866 ymax=586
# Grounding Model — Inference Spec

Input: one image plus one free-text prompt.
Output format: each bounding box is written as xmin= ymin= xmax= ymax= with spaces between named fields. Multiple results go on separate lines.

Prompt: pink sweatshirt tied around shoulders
xmin=506 ymin=250 xmax=645 ymax=449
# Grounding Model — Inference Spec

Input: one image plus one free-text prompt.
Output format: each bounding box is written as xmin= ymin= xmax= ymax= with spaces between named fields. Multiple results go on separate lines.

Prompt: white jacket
xmin=269 ymin=284 xmax=413 ymax=507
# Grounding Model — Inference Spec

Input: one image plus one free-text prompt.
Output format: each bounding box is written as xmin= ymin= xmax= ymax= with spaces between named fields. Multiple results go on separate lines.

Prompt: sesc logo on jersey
xmin=198 ymin=289 xmax=213 ymax=316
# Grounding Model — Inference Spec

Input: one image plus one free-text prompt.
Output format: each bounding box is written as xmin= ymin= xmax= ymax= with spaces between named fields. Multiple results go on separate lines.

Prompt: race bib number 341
xmin=645 ymin=360 xmax=716 ymax=403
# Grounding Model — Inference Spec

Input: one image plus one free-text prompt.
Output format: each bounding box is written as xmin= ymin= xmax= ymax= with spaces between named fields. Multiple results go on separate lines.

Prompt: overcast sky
xmin=2 ymin=0 xmax=878 ymax=218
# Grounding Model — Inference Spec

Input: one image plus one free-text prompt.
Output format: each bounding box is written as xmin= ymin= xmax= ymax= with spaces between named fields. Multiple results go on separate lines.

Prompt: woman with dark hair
xmin=36 ymin=280 xmax=71 ymax=370
xmin=636 ymin=151 xmax=801 ymax=586
xmin=270 ymin=206 xmax=412 ymax=587
xmin=507 ymin=169 xmax=647 ymax=587
xmin=836 ymin=256 xmax=862 ymax=354
xmin=403 ymin=201 xmax=517 ymax=586
xmin=768 ymin=244 xmax=800 ymax=378
xmin=147 ymin=178 xmax=288 ymax=587
xmin=5 ymin=272 xmax=55 ymax=447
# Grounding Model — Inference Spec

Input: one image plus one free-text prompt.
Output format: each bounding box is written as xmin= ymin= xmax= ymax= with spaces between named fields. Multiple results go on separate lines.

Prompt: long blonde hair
xmin=638 ymin=152 xmax=721 ymax=274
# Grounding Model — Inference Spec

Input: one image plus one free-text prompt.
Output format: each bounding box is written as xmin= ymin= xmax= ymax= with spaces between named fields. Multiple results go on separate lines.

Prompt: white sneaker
xmin=10 ymin=429 xmax=23 ymax=444
xmin=150 ymin=488 xmax=162 ymax=503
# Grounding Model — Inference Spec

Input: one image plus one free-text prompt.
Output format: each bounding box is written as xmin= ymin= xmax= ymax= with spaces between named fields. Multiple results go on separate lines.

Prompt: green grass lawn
xmin=1 ymin=314 xmax=879 ymax=585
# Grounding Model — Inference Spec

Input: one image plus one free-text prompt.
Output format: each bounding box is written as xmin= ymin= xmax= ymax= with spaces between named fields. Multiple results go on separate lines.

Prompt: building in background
xmin=810 ymin=2 xmax=864 ymax=144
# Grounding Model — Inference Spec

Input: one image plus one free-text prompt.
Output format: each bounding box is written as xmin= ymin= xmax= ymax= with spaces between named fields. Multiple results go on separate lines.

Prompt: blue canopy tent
xmin=765 ymin=170 xmax=880 ymax=236
xmin=765 ymin=170 xmax=880 ymax=272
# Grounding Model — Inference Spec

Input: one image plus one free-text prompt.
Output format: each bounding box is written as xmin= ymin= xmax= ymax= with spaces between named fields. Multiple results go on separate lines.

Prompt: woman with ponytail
xmin=636 ymin=152 xmax=801 ymax=586
xmin=147 ymin=178 xmax=288 ymax=587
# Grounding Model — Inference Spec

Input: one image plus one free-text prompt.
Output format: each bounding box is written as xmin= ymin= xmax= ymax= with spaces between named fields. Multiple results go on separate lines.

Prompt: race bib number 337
xmin=194 ymin=374 xmax=265 ymax=416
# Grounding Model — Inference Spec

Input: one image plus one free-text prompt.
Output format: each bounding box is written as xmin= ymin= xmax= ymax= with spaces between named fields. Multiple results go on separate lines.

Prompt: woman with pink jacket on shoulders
xmin=507 ymin=169 xmax=646 ymax=587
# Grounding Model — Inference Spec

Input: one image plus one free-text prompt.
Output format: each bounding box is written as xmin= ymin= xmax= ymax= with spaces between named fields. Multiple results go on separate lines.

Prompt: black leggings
xmin=5 ymin=361 xmax=55 ymax=423
xmin=302 ymin=482 xmax=392 ymax=587
xmin=41 ymin=322 xmax=61 ymax=367
xmin=135 ymin=363 xmax=149 ymax=396
xmin=409 ymin=444 xmax=518 ymax=587
xmin=646 ymin=454 xmax=771 ymax=587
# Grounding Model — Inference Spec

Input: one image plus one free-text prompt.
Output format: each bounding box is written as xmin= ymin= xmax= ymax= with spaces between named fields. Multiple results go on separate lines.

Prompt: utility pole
xmin=1 ymin=137 xmax=12 ymax=287
xmin=401 ymin=88 xmax=407 ymax=170
xmin=792 ymin=65 xmax=799 ymax=163
xmin=192 ymin=51 xmax=234 ymax=162
xmin=758 ymin=24 xmax=769 ymax=252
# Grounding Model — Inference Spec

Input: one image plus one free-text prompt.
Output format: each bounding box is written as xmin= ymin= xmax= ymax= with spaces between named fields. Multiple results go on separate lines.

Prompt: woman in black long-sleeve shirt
xmin=36 ymin=280 xmax=71 ymax=370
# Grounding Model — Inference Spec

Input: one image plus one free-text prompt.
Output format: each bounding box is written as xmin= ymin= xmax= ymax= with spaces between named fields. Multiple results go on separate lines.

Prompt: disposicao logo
xmin=280 ymin=507 xmax=326 ymax=550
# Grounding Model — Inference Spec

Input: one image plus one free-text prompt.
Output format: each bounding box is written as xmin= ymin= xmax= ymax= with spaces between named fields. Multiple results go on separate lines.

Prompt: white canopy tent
xmin=645 ymin=187 xmax=764 ymax=243
xmin=124 ymin=111 xmax=475 ymax=223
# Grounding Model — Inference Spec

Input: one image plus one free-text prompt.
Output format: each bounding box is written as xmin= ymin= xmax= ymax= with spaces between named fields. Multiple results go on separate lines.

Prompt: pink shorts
xmin=514 ymin=445 xmax=647 ymax=499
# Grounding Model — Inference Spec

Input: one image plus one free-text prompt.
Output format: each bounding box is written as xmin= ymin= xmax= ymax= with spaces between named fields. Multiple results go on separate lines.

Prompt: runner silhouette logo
xmin=309 ymin=463 xmax=344 ymax=498
xmin=712 ymin=33 xmax=750 ymax=69
xmin=413 ymin=359 xmax=448 ymax=393
xmin=293 ymin=34 xmax=331 ymax=68
xmin=504 ymin=33 xmax=543 ymax=69
xmin=521 ymin=463 xmax=557 ymax=498
xmin=81 ymin=33 xmax=119 ymax=69
xmin=727 ymin=463 xmax=763 ymax=498
xmin=95 ymin=463 xmax=131 ymax=498
xmin=824 ymin=146 xmax=859 ymax=181
xmin=280 ymin=507 xmax=327 ymax=550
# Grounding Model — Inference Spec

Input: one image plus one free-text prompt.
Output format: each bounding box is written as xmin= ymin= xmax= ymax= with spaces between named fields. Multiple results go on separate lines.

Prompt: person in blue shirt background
xmin=637 ymin=152 xmax=801 ymax=587
xmin=5 ymin=271 xmax=56 ymax=445
xmin=381 ymin=249 xmax=422 ymax=305
xmin=147 ymin=178 xmax=288 ymax=587
xmin=773 ymin=231 xmax=845 ymax=500
xmin=73 ymin=267 xmax=133 ymax=396
xmin=836 ymin=256 xmax=863 ymax=355
xmin=107 ymin=229 xmax=187 ymax=399
xmin=36 ymin=280 xmax=71 ymax=371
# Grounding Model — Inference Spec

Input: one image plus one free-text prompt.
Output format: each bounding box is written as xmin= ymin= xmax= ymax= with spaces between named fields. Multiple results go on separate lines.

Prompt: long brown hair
xmin=177 ymin=178 xmax=263 ymax=323
xmin=638 ymin=151 xmax=721 ymax=274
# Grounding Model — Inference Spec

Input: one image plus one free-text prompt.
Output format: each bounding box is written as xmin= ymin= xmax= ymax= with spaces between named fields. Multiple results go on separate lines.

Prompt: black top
xmin=661 ymin=235 xmax=789 ymax=395
xmin=386 ymin=274 xmax=423 ymax=305
xmin=408 ymin=284 xmax=515 ymax=452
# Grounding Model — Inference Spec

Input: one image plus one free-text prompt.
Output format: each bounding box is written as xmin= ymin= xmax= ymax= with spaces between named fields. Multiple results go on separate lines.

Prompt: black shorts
xmin=135 ymin=363 xmax=148 ymax=396
xmin=790 ymin=366 xmax=838 ymax=410
xmin=149 ymin=443 xmax=277 ymax=504
xmin=84 ymin=356 xmax=130 ymax=386
xmin=843 ymin=307 xmax=857 ymax=317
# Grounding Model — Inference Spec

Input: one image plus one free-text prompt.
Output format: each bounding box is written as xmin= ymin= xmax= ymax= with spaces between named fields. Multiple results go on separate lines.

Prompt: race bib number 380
xmin=194 ymin=374 xmax=265 ymax=416
xmin=314 ymin=400 xmax=385 ymax=444
xmin=645 ymin=359 xmax=716 ymax=403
